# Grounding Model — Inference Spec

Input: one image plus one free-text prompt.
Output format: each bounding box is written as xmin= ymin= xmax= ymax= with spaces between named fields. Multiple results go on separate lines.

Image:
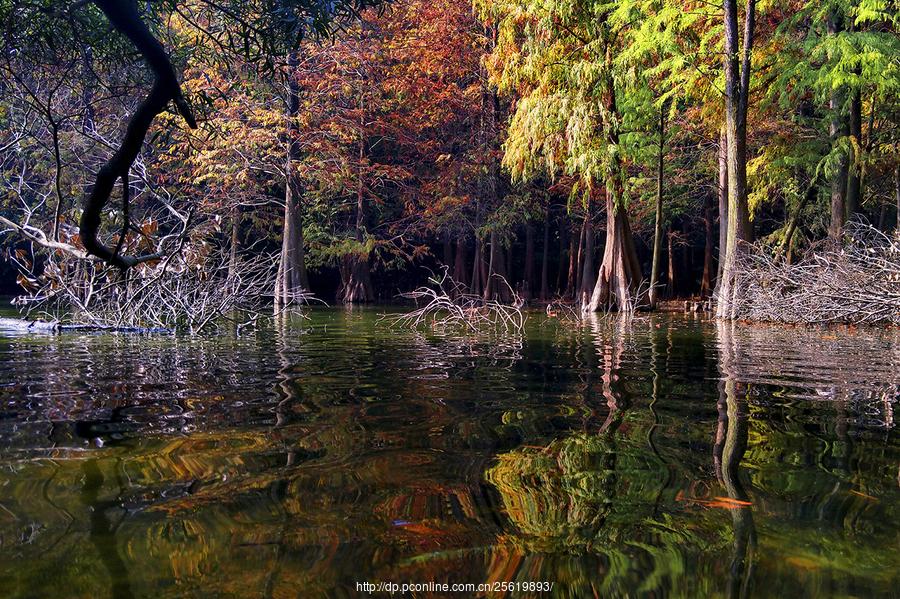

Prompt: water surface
xmin=0 ymin=309 xmax=898 ymax=598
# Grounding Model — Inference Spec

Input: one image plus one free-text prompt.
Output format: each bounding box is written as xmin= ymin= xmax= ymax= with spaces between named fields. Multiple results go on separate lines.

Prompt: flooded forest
xmin=0 ymin=0 xmax=898 ymax=598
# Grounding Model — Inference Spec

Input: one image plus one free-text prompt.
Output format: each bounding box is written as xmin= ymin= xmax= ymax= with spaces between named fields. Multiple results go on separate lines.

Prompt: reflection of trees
xmin=484 ymin=317 xmax=711 ymax=596
xmin=81 ymin=458 xmax=135 ymax=599
xmin=715 ymin=321 xmax=757 ymax=599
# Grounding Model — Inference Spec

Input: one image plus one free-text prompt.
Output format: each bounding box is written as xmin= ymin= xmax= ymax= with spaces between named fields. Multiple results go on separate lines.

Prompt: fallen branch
xmin=726 ymin=222 xmax=900 ymax=325
xmin=385 ymin=268 xmax=526 ymax=334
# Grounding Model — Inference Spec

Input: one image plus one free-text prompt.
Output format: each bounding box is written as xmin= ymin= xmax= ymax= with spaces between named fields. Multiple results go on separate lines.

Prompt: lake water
xmin=0 ymin=309 xmax=898 ymax=598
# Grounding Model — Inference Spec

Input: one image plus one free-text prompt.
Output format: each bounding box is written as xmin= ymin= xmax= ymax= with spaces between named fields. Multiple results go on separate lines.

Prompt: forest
xmin=0 ymin=0 xmax=898 ymax=329
xmin=0 ymin=3 xmax=899 ymax=598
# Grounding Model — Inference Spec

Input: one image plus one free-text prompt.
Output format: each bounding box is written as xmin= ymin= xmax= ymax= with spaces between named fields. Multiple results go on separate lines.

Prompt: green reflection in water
xmin=0 ymin=309 xmax=897 ymax=598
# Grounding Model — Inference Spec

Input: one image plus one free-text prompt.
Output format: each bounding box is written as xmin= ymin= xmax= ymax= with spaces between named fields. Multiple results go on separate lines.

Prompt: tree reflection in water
xmin=0 ymin=310 xmax=897 ymax=597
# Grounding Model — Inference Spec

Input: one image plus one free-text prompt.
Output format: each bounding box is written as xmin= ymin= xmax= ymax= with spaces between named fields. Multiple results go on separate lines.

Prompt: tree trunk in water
xmin=470 ymin=237 xmax=483 ymax=295
xmin=578 ymin=210 xmax=595 ymax=308
xmin=827 ymin=11 xmax=849 ymax=243
xmin=574 ymin=216 xmax=587 ymax=301
xmin=587 ymin=191 xmax=642 ymax=312
xmin=716 ymin=126 xmax=729 ymax=287
xmin=649 ymin=106 xmax=665 ymax=309
xmin=586 ymin=67 xmax=642 ymax=313
xmin=540 ymin=207 xmax=551 ymax=300
xmin=341 ymin=129 xmax=373 ymax=304
xmin=556 ymin=220 xmax=568 ymax=294
xmin=565 ymin=222 xmax=578 ymax=299
xmin=275 ymin=52 xmax=309 ymax=310
xmin=666 ymin=229 xmax=676 ymax=298
xmin=701 ymin=191 xmax=715 ymax=297
xmin=716 ymin=0 xmax=756 ymax=319
xmin=523 ymin=222 xmax=535 ymax=300
xmin=483 ymin=231 xmax=510 ymax=301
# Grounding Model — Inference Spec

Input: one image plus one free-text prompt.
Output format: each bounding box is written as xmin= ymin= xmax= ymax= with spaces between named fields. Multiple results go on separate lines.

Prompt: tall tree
xmin=716 ymin=0 xmax=756 ymax=319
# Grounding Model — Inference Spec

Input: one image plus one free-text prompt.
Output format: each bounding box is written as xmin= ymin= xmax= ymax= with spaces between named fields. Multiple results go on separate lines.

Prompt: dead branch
xmin=726 ymin=222 xmax=900 ymax=325
xmin=385 ymin=268 xmax=526 ymax=334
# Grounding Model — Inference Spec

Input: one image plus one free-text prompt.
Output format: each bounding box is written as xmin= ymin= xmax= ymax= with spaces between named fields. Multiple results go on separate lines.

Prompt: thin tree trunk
xmin=275 ymin=52 xmax=309 ymax=310
xmin=471 ymin=237 xmax=483 ymax=295
xmin=453 ymin=237 xmax=468 ymax=287
xmin=229 ymin=205 xmax=240 ymax=278
xmin=80 ymin=0 xmax=197 ymax=268
xmin=565 ymin=221 xmax=578 ymax=298
xmin=846 ymin=87 xmax=862 ymax=218
xmin=701 ymin=190 xmax=715 ymax=297
xmin=827 ymin=11 xmax=849 ymax=243
xmin=650 ymin=105 xmax=665 ymax=308
xmin=540 ymin=206 xmax=551 ymax=300
xmin=523 ymin=222 xmax=535 ymax=300
xmin=780 ymin=174 xmax=821 ymax=257
xmin=895 ymin=165 xmax=900 ymax=232
xmin=556 ymin=218 xmax=568 ymax=294
xmin=716 ymin=126 xmax=729 ymax=287
xmin=442 ymin=231 xmax=452 ymax=267
xmin=578 ymin=209 xmax=595 ymax=307
xmin=666 ymin=229 xmax=676 ymax=298
xmin=716 ymin=0 xmax=756 ymax=319
xmin=574 ymin=215 xmax=587 ymax=301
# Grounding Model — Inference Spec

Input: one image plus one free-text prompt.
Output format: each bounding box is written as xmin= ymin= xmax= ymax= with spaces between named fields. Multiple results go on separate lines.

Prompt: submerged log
xmin=0 ymin=318 xmax=172 ymax=334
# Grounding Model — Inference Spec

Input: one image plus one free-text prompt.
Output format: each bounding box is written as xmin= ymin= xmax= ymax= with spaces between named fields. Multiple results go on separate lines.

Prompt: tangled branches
xmin=386 ymin=269 xmax=526 ymax=334
xmin=729 ymin=222 xmax=900 ymax=325
xmin=11 ymin=245 xmax=281 ymax=334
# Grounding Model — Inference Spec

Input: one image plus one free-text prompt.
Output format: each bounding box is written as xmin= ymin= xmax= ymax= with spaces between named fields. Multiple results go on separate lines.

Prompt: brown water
xmin=0 ymin=309 xmax=898 ymax=598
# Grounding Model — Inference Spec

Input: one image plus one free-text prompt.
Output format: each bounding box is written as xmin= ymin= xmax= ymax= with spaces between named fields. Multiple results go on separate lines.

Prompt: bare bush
xmin=9 ymin=245 xmax=283 ymax=334
xmin=728 ymin=222 xmax=900 ymax=325
xmin=385 ymin=269 xmax=525 ymax=334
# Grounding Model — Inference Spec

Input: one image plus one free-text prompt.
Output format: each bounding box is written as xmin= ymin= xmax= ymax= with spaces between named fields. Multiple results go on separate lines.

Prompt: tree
xmin=716 ymin=0 xmax=756 ymax=319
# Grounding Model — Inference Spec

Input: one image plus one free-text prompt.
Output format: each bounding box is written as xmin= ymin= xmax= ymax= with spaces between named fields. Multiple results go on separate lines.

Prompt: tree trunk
xmin=827 ymin=11 xmax=849 ymax=243
xmin=540 ymin=206 xmax=551 ymax=301
xmin=649 ymin=106 xmax=665 ymax=309
xmin=565 ymin=221 xmax=578 ymax=298
xmin=341 ymin=127 xmax=373 ymax=304
xmin=895 ymin=165 xmax=900 ymax=232
xmin=453 ymin=237 xmax=468 ymax=287
xmin=716 ymin=126 xmax=729 ymax=287
xmin=846 ymin=87 xmax=862 ymax=218
xmin=578 ymin=209 xmax=595 ymax=308
xmin=442 ymin=231 xmax=452 ymax=267
xmin=716 ymin=0 xmax=756 ymax=319
xmin=483 ymin=230 xmax=510 ymax=301
xmin=666 ymin=229 xmax=676 ymax=298
xmin=80 ymin=0 xmax=197 ymax=268
xmin=556 ymin=219 xmax=568 ymax=293
xmin=471 ymin=237 xmax=483 ymax=295
xmin=701 ymin=190 xmax=716 ymax=297
xmin=574 ymin=215 xmax=585 ymax=299
xmin=275 ymin=52 xmax=309 ymax=310
xmin=587 ymin=190 xmax=642 ymax=312
xmin=229 ymin=205 xmax=240 ymax=279
xmin=523 ymin=222 xmax=535 ymax=300
xmin=586 ymin=67 xmax=642 ymax=313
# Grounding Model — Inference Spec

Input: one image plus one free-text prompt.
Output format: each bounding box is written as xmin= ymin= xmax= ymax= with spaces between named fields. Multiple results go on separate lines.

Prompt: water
xmin=0 ymin=309 xmax=898 ymax=598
